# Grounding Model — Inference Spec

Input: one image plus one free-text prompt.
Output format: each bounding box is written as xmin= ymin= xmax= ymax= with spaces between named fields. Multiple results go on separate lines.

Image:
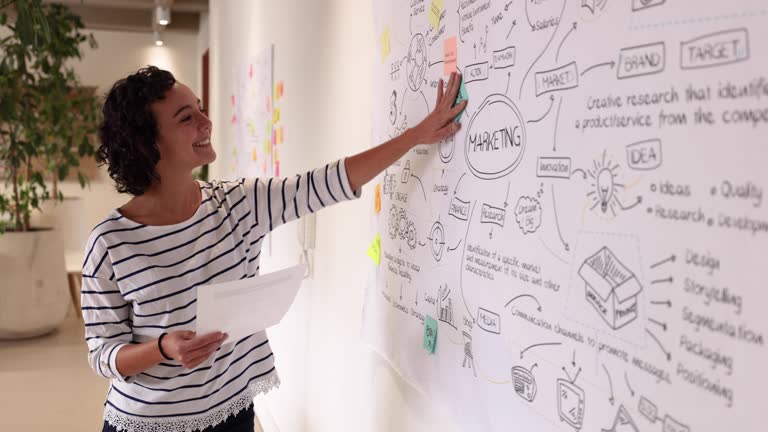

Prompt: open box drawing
xmin=578 ymin=246 xmax=643 ymax=330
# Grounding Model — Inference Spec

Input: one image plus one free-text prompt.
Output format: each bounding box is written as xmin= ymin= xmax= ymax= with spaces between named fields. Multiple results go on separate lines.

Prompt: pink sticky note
xmin=231 ymin=114 xmax=237 ymax=124
xmin=275 ymin=161 xmax=280 ymax=177
xmin=444 ymin=37 xmax=457 ymax=75
xmin=231 ymin=94 xmax=236 ymax=106
xmin=249 ymin=64 xmax=253 ymax=79
xmin=272 ymin=129 xmax=277 ymax=146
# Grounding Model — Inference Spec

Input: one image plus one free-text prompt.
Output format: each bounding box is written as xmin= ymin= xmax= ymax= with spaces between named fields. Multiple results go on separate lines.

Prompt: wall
xmin=54 ymin=28 xmax=201 ymax=255
xmin=209 ymin=1 xmax=462 ymax=431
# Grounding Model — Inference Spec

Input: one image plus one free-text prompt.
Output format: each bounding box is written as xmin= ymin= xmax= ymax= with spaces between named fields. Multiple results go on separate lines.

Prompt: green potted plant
xmin=0 ymin=0 xmax=99 ymax=338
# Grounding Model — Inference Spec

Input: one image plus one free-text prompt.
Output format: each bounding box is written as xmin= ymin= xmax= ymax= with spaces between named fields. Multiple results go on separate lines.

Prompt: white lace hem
xmin=103 ymin=372 xmax=280 ymax=432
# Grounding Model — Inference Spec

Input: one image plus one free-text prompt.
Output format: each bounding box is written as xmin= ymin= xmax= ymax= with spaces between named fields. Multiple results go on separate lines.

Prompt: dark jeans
xmin=102 ymin=404 xmax=255 ymax=432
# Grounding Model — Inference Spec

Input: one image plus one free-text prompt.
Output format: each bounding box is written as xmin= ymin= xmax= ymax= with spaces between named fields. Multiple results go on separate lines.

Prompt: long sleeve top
xmin=82 ymin=159 xmax=359 ymax=432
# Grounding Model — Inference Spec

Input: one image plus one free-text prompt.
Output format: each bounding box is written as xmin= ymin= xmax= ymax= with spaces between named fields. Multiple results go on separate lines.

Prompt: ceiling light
xmin=155 ymin=5 xmax=171 ymax=26
xmin=154 ymin=31 xmax=164 ymax=46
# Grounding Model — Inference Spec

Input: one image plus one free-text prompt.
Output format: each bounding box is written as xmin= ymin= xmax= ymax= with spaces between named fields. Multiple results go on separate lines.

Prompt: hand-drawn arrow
xmin=551 ymin=184 xmax=570 ymax=251
xmin=646 ymin=328 xmax=671 ymax=361
xmin=618 ymin=195 xmax=643 ymax=211
xmin=519 ymin=0 xmax=566 ymax=98
xmin=504 ymin=1 xmax=514 ymax=10
xmin=553 ymin=96 xmax=562 ymax=152
xmin=651 ymin=277 xmax=674 ymax=285
xmin=460 ymin=203 xmax=477 ymax=322
xmin=571 ymin=168 xmax=587 ymax=179
xmin=527 ymin=95 xmax=555 ymax=124
xmin=555 ymin=22 xmax=577 ymax=63
xmin=457 ymin=6 xmax=465 ymax=43
xmin=650 ymin=254 xmax=676 ymax=269
xmin=603 ymin=364 xmax=615 ymax=405
xmin=625 ymin=371 xmax=636 ymax=397
xmin=520 ymin=342 xmax=562 ymax=359
xmin=454 ymin=172 xmax=466 ymax=195
xmin=410 ymin=173 xmax=427 ymax=202
xmin=524 ymin=0 xmax=535 ymax=31
xmin=648 ymin=318 xmax=668 ymax=331
xmin=581 ymin=61 xmax=616 ymax=77
xmin=572 ymin=349 xmax=576 ymax=367
xmin=506 ymin=19 xmax=517 ymax=40
xmin=563 ymin=366 xmax=582 ymax=384
xmin=505 ymin=294 xmax=543 ymax=312
xmin=504 ymin=181 xmax=511 ymax=208
xmin=505 ymin=71 xmax=512 ymax=95
xmin=448 ymin=239 xmax=462 ymax=252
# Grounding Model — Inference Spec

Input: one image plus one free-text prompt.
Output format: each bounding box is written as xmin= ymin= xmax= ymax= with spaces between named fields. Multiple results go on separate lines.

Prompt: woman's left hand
xmin=407 ymin=72 xmax=468 ymax=145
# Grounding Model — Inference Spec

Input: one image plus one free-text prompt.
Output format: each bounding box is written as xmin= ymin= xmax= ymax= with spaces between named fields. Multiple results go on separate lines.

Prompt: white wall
xmin=209 ymin=2 xmax=462 ymax=431
xmin=53 ymin=28 xmax=201 ymax=256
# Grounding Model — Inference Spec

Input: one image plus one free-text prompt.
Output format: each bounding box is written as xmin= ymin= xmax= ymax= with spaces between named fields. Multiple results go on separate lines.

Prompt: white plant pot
xmin=30 ymin=197 xmax=87 ymax=253
xmin=0 ymin=229 xmax=69 ymax=339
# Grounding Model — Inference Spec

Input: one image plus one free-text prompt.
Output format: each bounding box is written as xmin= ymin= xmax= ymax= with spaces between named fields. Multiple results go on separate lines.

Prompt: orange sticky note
xmin=444 ymin=36 xmax=457 ymax=75
xmin=251 ymin=148 xmax=257 ymax=161
xmin=374 ymin=184 xmax=382 ymax=214
xmin=278 ymin=81 xmax=284 ymax=98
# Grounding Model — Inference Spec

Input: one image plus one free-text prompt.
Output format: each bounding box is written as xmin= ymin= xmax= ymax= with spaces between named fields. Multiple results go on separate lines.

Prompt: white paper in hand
xmin=196 ymin=264 xmax=305 ymax=341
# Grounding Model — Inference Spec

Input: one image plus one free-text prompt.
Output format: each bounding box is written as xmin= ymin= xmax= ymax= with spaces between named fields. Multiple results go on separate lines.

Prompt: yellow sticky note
xmin=429 ymin=0 xmax=444 ymax=30
xmin=273 ymin=107 xmax=281 ymax=124
xmin=251 ymin=148 xmax=257 ymax=161
xmin=374 ymin=184 xmax=381 ymax=214
xmin=367 ymin=233 xmax=381 ymax=266
xmin=381 ymin=27 xmax=391 ymax=62
xmin=444 ymin=36 xmax=457 ymax=75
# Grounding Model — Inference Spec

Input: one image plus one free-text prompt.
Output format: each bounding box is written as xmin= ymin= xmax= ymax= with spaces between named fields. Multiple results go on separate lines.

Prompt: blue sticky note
xmin=424 ymin=315 xmax=438 ymax=354
xmin=454 ymin=76 xmax=468 ymax=122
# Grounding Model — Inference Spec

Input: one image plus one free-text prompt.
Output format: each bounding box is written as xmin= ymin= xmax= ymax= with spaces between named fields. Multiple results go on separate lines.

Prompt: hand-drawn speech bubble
xmin=515 ymin=196 xmax=542 ymax=234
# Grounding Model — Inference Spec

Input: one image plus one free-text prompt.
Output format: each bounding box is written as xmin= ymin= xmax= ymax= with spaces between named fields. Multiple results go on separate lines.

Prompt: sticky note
xmin=278 ymin=81 xmax=284 ymax=98
xmin=249 ymin=64 xmax=253 ymax=79
xmin=231 ymin=114 xmax=237 ymax=124
xmin=367 ymin=233 xmax=381 ymax=266
xmin=424 ymin=315 xmax=438 ymax=354
xmin=444 ymin=36 xmax=457 ymax=75
xmin=381 ymin=27 xmax=391 ymax=62
xmin=429 ymin=0 xmax=444 ymax=30
xmin=279 ymin=125 xmax=284 ymax=144
xmin=251 ymin=148 xmax=257 ymax=161
xmin=374 ymin=184 xmax=382 ymax=214
xmin=231 ymin=94 xmax=236 ymax=106
xmin=273 ymin=107 xmax=280 ymax=124
xmin=275 ymin=161 xmax=280 ymax=177
xmin=454 ymin=76 xmax=468 ymax=122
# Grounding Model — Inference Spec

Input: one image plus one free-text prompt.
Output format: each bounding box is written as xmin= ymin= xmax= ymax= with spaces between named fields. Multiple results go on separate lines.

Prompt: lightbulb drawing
xmin=596 ymin=168 xmax=615 ymax=213
xmin=587 ymin=150 xmax=642 ymax=217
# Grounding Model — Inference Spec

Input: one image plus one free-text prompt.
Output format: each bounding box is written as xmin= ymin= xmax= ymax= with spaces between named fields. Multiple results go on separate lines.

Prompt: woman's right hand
xmin=161 ymin=331 xmax=229 ymax=369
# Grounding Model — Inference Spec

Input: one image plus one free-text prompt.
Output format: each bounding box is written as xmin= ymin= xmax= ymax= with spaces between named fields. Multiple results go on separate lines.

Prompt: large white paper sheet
xmin=365 ymin=1 xmax=768 ymax=431
xmin=196 ymin=264 xmax=305 ymax=341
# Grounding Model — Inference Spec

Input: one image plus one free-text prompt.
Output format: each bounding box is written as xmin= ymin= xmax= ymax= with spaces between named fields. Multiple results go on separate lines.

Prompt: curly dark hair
xmin=97 ymin=66 xmax=176 ymax=196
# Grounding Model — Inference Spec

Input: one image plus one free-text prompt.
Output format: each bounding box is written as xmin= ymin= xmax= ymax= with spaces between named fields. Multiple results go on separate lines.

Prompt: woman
xmin=83 ymin=66 xmax=466 ymax=432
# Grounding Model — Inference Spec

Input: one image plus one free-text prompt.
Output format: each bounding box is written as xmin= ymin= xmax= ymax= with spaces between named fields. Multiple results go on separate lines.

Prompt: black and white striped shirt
xmin=82 ymin=159 xmax=359 ymax=432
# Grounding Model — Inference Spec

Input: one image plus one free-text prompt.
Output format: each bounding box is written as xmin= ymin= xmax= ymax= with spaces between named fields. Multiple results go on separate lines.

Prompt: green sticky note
xmin=424 ymin=315 xmax=438 ymax=354
xmin=454 ymin=76 xmax=468 ymax=122
xmin=367 ymin=233 xmax=381 ymax=266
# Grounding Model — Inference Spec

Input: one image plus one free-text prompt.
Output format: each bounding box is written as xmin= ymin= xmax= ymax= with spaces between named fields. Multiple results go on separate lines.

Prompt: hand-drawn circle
xmin=439 ymin=134 xmax=455 ymax=163
xmin=464 ymin=94 xmax=526 ymax=180
xmin=406 ymin=34 xmax=427 ymax=92
xmin=429 ymin=221 xmax=445 ymax=261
